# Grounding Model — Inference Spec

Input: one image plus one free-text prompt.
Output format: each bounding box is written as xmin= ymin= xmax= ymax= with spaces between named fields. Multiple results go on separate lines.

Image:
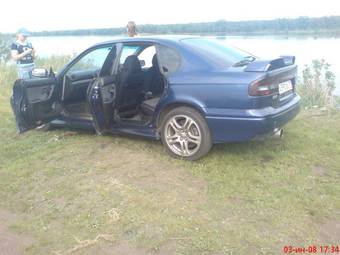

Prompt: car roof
xmin=92 ymin=35 xmax=198 ymax=47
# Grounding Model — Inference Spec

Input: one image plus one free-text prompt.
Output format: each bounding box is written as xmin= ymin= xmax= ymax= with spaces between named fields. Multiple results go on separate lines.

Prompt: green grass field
xmin=0 ymin=61 xmax=339 ymax=255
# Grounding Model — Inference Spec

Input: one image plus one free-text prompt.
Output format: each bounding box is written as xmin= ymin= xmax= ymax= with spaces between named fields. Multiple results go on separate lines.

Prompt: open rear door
xmin=87 ymin=75 xmax=117 ymax=134
xmin=10 ymin=77 xmax=62 ymax=133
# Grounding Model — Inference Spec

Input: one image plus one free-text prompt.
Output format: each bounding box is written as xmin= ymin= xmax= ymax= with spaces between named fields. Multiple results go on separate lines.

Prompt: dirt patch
xmin=317 ymin=216 xmax=340 ymax=243
xmin=48 ymin=131 xmax=79 ymax=142
xmin=0 ymin=208 xmax=33 ymax=255
xmin=103 ymin=241 xmax=147 ymax=255
xmin=261 ymin=155 xmax=275 ymax=164
xmin=154 ymin=240 xmax=178 ymax=255
xmin=71 ymin=240 xmax=148 ymax=255
xmin=312 ymin=165 xmax=329 ymax=177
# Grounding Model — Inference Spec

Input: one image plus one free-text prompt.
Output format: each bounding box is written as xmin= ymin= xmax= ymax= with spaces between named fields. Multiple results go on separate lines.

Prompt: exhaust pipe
xmin=273 ymin=128 xmax=283 ymax=139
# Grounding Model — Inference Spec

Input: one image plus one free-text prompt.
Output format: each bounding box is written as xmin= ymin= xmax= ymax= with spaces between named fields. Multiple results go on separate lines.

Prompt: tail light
xmin=249 ymin=79 xmax=277 ymax=96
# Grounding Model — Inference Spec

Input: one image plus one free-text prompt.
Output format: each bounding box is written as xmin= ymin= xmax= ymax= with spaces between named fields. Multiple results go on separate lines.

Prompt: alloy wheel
xmin=164 ymin=114 xmax=202 ymax=157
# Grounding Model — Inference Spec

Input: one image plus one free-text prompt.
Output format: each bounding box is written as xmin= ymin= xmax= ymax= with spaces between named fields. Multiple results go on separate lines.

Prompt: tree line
xmin=1 ymin=16 xmax=340 ymax=63
xmin=28 ymin=16 xmax=340 ymax=36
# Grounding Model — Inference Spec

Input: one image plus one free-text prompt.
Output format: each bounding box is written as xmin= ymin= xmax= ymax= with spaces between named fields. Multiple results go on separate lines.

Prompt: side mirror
xmin=31 ymin=68 xmax=49 ymax=78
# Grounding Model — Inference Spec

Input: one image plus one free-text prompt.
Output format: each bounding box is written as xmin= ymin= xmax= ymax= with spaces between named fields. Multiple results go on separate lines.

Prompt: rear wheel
xmin=160 ymin=106 xmax=212 ymax=160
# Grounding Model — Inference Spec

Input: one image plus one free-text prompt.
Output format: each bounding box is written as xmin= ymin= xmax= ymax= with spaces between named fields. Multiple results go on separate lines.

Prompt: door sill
xmin=116 ymin=118 xmax=150 ymax=127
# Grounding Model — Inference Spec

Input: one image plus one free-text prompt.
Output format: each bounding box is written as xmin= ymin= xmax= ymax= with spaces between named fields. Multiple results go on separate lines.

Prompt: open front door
xmin=11 ymin=77 xmax=62 ymax=133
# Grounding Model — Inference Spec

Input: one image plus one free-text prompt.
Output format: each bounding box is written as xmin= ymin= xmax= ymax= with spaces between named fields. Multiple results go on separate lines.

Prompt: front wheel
xmin=160 ymin=106 xmax=212 ymax=160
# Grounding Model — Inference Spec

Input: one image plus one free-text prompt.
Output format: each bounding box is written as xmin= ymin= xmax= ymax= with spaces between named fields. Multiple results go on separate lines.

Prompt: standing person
xmin=11 ymin=28 xmax=35 ymax=79
xmin=126 ymin=21 xmax=139 ymax=37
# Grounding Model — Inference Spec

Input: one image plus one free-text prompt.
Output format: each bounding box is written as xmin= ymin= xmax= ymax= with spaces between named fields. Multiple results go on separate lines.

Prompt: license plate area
xmin=278 ymin=80 xmax=293 ymax=95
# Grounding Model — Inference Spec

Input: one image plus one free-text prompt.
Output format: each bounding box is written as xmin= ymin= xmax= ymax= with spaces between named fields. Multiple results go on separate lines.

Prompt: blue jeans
xmin=17 ymin=63 xmax=35 ymax=79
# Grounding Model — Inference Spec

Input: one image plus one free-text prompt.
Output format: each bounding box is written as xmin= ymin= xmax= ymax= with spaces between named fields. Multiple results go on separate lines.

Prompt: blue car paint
xmin=204 ymin=95 xmax=300 ymax=142
xmin=51 ymin=36 xmax=300 ymax=143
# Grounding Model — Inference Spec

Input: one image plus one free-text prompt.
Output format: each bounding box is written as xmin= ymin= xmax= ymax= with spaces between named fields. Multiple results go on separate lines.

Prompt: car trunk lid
xmin=245 ymin=56 xmax=297 ymax=108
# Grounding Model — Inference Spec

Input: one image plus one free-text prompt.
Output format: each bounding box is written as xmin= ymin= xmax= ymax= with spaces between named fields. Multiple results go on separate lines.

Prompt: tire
xmin=160 ymin=106 xmax=212 ymax=160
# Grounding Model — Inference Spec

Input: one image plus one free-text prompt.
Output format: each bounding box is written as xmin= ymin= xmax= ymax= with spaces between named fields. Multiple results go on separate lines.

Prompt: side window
xmin=157 ymin=45 xmax=181 ymax=74
xmin=119 ymin=45 xmax=140 ymax=64
xmin=69 ymin=46 xmax=112 ymax=72
xmin=138 ymin=46 xmax=156 ymax=68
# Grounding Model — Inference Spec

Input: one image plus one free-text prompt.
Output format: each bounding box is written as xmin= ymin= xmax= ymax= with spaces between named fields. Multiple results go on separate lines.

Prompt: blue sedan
xmin=11 ymin=36 xmax=300 ymax=160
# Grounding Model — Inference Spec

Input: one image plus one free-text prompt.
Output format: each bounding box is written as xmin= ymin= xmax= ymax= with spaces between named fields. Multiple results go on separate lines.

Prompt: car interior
xmin=60 ymin=43 xmax=166 ymax=125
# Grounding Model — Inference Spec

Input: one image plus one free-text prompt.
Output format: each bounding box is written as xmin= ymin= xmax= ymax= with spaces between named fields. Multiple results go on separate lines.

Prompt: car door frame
xmin=87 ymin=41 xmax=149 ymax=134
xmin=57 ymin=43 xmax=116 ymax=104
xmin=83 ymin=43 xmax=121 ymax=134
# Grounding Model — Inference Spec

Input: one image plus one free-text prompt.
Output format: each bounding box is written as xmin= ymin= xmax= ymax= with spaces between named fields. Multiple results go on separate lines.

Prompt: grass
xmin=0 ymin=59 xmax=339 ymax=255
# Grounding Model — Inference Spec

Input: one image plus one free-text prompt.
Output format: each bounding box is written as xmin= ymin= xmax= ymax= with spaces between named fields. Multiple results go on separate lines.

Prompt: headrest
xmin=123 ymin=55 xmax=142 ymax=73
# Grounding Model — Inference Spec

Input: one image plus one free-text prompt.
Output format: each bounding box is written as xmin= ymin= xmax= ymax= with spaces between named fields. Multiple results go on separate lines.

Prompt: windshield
xmin=181 ymin=38 xmax=255 ymax=68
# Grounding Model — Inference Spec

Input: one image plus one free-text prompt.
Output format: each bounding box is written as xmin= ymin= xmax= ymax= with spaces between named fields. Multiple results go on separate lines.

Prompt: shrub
xmin=0 ymin=33 xmax=11 ymax=63
xmin=0 ymin=55 xmax=72 ymax=89
xmin=35 ymin=55 xmax=73 ymax=73
xmin=298 ymin=59 xmax=336 ymax=108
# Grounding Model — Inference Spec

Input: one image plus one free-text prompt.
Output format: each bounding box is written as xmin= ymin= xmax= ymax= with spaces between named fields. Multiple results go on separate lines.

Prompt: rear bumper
xmin=205 ymin=94 xmax=301 ymax=143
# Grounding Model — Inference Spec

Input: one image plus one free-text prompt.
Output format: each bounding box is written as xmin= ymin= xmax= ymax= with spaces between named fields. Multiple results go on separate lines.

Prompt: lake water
xmin=28 ymin=35 xmax=340 ymax=95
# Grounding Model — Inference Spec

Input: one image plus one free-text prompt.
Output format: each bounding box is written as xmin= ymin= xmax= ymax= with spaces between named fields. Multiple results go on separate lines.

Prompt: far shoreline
xmin=18 ymin=29 xmax=340 ymax=39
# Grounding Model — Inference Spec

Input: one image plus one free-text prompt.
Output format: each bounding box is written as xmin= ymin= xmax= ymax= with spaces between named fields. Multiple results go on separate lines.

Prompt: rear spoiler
xmin=244 ymin=56 xmax=296 ymax=72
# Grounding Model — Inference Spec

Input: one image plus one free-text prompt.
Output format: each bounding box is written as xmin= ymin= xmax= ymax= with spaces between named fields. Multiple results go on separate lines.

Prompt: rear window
xmin=181 ymin=38 xmax=251 ymax=68
xmin=157 ymin=45 xmax=181 ymax=75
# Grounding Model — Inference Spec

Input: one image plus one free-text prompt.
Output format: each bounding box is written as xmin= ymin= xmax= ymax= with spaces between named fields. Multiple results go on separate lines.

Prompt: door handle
xmin=42 ymin=87 xmax=51 ymax=97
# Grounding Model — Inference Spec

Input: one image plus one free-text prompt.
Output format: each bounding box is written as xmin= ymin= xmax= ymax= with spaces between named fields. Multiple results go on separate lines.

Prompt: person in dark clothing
xmin=11 ymin=28 xmax=35 ymax=79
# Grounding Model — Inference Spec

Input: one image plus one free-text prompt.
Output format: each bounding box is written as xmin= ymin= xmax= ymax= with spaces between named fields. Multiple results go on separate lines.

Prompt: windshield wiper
xmin=232 ymin=56 xmax=256 ymax=67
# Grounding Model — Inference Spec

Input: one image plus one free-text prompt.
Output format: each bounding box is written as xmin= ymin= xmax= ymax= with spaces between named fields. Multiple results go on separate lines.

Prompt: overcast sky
xmin=1 ymin=0 xmax=340 ymax=33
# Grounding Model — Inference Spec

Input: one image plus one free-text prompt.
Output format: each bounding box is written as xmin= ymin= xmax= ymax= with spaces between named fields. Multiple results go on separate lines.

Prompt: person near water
xmin=11 ymin=28 xmax=36 ymax=79
xmin=126 ymin=21 xmax=139 ymax=37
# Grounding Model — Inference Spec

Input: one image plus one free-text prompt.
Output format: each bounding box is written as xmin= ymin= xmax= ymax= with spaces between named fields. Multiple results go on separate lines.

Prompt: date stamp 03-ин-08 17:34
xmin=283 ymin=245 xmax=339 ymax=254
